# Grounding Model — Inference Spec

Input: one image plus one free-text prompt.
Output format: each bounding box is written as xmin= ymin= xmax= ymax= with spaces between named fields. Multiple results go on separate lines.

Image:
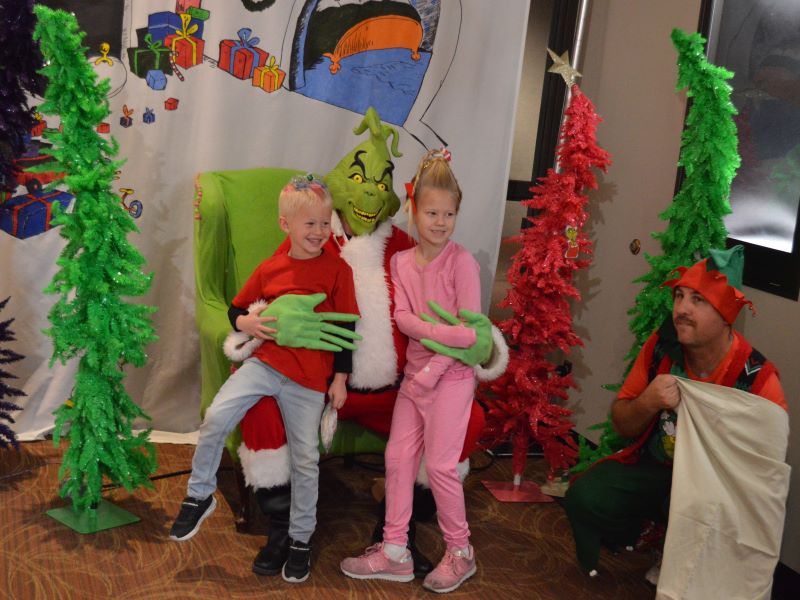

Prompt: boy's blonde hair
xmin=409 ymin=148 xmax=462 ymax=211
xmin=279 ymin=175 xmax=333 ymax=218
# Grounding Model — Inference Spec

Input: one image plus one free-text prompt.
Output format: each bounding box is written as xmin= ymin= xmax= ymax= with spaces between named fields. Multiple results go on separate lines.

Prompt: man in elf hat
xmin=564 ymin=245 xmax=787 ymax=578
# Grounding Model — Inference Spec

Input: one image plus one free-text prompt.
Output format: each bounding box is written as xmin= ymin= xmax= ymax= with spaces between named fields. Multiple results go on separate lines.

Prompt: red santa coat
xmin=237 ymin=219 xmax=485 ymax=489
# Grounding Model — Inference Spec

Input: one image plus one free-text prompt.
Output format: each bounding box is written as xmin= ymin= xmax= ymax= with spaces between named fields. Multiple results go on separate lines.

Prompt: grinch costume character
xmin=223 ymin=108 xmax=508 ymax=577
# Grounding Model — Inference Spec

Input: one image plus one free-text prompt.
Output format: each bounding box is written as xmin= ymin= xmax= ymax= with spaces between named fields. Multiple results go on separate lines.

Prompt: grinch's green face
xmin=323 ymin=107 xmax=402 ymax=237
xmin=325 ymin=150 xmax=400 ymax=236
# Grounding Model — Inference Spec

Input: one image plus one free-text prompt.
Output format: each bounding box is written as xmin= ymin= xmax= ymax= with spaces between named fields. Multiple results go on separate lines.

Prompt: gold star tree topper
xmin=547 ymin=48 xmax=581 ymax=86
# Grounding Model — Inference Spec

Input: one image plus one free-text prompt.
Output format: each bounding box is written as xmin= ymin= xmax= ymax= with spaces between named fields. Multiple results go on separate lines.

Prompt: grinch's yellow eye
xmin=350 ymin=174 xmax=364 ymax=184
xmin=377 ymin=182 xmax=387 ymax=191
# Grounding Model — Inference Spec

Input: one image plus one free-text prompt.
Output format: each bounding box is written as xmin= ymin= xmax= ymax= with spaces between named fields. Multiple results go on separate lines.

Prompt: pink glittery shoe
xmin=422 ymin=545 xmax=477 ymax=593
xmin=340 ymin=543 xmax=414 ymax=582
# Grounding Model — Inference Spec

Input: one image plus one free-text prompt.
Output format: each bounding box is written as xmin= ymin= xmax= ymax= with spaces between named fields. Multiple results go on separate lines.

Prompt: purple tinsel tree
xmin=0 ymin=298 xmax=24 ymax=450
xmin=0 ymin=0 xmax=45 ymax=195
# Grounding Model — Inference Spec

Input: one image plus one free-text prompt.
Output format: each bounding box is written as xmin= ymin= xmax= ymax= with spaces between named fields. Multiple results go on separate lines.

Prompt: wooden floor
xmin=1 ymin=441 xmax=657 ymax=599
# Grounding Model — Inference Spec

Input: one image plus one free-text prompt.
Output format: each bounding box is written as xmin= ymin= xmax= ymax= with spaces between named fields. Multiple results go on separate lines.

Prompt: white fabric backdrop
xmin=3 ymin=0 xmax=530 ymax=439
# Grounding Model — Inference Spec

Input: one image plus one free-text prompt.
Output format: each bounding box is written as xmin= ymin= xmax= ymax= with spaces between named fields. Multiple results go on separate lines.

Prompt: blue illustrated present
xmin=148 ymin=11 xmax=204 ymax=43
xmin=0 ymin=190 xmax=74 ymax=239
xmin=146 ymin=69 xmax=167 ymax=90
xmin=143 ymin=107 xmax=155 ymax=124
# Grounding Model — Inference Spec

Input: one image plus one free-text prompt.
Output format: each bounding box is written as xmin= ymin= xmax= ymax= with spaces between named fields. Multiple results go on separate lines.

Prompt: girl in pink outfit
xmin=341 ymin=150 xmax=480 ymax=593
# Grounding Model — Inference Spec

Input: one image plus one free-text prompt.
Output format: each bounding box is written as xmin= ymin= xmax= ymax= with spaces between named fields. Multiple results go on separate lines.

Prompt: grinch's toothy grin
xmin=352 ymin=206 xmax=379 ymax=223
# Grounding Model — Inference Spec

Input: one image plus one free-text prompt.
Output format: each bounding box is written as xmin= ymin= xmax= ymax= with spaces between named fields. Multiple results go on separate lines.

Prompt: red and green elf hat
xmin=662 ymin=245 xmax=754 ymax=325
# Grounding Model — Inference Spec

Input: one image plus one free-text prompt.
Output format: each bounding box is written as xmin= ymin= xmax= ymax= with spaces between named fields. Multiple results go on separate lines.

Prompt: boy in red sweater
xmin=169 ymin=176 xmax=360 ymax=583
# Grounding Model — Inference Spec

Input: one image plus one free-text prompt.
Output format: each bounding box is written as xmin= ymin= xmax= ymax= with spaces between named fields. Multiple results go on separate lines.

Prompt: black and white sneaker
xmin=281 ymin=539 xmax=311 ymax=583
xmin=169 ymin=495 xmax=217 ymax=541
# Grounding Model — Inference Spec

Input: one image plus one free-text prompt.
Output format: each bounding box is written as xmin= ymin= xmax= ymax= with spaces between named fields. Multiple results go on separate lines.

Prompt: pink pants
xmin=383 ymin=374 xmax=475 ymax=550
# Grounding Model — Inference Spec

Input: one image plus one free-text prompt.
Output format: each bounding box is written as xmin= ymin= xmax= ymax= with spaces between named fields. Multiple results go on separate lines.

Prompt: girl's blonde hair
xmin=279 ymin=175 xmax=332 ymax=218
xmin=406 ymin=149 xmax=461 ymax=228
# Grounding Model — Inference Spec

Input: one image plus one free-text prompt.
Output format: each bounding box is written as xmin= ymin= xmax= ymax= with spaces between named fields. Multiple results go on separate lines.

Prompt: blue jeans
xmin=187 ymin=358 xmax=325 ymax=542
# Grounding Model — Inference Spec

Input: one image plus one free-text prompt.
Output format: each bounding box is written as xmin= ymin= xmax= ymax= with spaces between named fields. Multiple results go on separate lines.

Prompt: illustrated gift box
xmin=253 ymin=56 xmax=286 ymax=93
xmin=120 ymin=105 xmax=134 ymax=127
xmin=127 ymin=32 xmax=172 ymax=78
xmin=148 ymin=11 xmax=204 ymax=43
xmin=143 ymin=108 xmax=156 ymax=124
xmin=175 ymin=0 xmax=201 ymax=12
xmin=186 ymin=6 xmax=210 ymax=21
xmin=0 ymin=190 xmax=74 ymax=239
xmin=165 ymin=98 xmax=179 ymax=110
xmin=164 ymin=13 xmax=205 ymax=69
xmin=31 ymin=112 xmax=47 ymax=137
xmin=146 ymin=69 xmax=167 ymax=90
xmin=219 ymin=28 xmax=268 ymax=80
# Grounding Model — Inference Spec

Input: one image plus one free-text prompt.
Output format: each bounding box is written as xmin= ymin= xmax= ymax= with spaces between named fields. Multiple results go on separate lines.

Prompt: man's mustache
xmin=674 ymin=316 xmax=695 ymax=327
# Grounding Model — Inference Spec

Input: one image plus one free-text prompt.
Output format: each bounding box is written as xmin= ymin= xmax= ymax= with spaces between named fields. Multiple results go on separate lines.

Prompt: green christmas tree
xmin=574 ymin=28 xmax=740 ymax=471
xmin=34 ymin=6 xmax=158 ymax=514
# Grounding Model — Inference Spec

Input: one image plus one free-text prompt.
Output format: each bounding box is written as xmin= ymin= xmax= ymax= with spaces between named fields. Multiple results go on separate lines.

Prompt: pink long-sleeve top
xmin=390 ymin=240 xmax=481 ymax=387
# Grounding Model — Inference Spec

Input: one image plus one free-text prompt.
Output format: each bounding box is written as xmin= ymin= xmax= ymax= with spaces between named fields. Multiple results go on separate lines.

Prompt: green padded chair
xmin=194 ymin=167 xmax=386 ymax=527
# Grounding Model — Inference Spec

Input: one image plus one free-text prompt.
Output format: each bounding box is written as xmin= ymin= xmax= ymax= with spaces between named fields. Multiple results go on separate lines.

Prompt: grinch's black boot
xmin=409 ymin=484 xmax=436 ymax=578
xmin=407 ymin=518 xmax=433 ymax=578
xmin=252 ymin=484 xmax=291 ymax=576
xmin=371 ymin=497 xmax=434 ymax=579
xmin=412 ymin=484 xmax=437 ymax=522
xmin=370 ymin=499 xmax=385 ymax=545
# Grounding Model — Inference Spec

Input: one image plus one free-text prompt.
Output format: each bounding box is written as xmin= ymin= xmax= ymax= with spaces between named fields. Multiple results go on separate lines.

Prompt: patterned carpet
xmin=1 ymin=441 xmax=656 ymax=599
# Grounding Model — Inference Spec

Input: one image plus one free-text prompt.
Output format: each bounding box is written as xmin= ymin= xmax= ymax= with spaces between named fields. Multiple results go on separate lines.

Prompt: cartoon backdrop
xmin=3 ymin=0 xmax=530 ymax=439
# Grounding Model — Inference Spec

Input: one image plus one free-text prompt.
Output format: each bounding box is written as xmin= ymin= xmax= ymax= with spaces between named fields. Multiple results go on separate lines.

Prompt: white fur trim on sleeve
xmin=222 ymin=300 xmax=268 ymax=362
xmin=475 ymin=325 xmax=510 ymax=381
xmin=237 ymin=443 xmax=291 ymax=489
xmin=223 ymin=332 xmax=262 ymax=362
xmin=415 ymin=456 xmax=471 ymax=488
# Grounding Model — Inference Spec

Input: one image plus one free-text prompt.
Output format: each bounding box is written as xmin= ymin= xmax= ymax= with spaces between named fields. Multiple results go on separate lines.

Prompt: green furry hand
xmin=420 ymin=300 xmax=492 ymax=366
xmin=260 ymin=293 xmax=361 ymax=352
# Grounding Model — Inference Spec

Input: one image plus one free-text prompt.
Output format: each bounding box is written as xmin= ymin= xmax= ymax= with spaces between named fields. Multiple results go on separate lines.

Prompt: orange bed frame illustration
xmin=322 ymin=15 xmax=423 ymax=74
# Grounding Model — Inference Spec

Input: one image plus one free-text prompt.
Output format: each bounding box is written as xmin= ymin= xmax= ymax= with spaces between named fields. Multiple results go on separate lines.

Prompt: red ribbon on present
xmin=10 ymin=194 xmax=58 ymax=236
xmin=122 ymin=104 xmax=134 ymax=119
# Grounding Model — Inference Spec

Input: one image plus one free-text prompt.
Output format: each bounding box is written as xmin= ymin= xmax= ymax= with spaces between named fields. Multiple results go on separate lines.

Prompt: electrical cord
xmin=101 ymin=466 xmax=234 ymax=491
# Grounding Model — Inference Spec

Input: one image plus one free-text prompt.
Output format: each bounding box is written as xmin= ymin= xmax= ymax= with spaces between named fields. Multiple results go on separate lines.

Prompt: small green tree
xmin=624 ymin=28 xmax=739 ymax=362
xmin=34 ymin=5 xmax=158 ymax=513
xmin=575 ymin=28 xmax=740 ymax=471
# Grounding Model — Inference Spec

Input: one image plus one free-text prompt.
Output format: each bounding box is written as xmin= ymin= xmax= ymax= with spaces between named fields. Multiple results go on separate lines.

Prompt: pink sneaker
xmin=423 ymin=546 xmax=477 ymax=593
xmin=340 ymin=543 xmax=414 ymax=582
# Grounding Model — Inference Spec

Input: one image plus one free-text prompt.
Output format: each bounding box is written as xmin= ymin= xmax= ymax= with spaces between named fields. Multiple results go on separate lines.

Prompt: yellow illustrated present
xmin=252 ymin=56 xmax=285 ymax=93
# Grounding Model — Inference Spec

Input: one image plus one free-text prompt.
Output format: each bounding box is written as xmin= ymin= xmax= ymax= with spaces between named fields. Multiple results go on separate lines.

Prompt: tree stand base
xmin=482 ymin=479 xmax=555 ymax=503
xmin=47 ymin=499 xmax=140 ymax=534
